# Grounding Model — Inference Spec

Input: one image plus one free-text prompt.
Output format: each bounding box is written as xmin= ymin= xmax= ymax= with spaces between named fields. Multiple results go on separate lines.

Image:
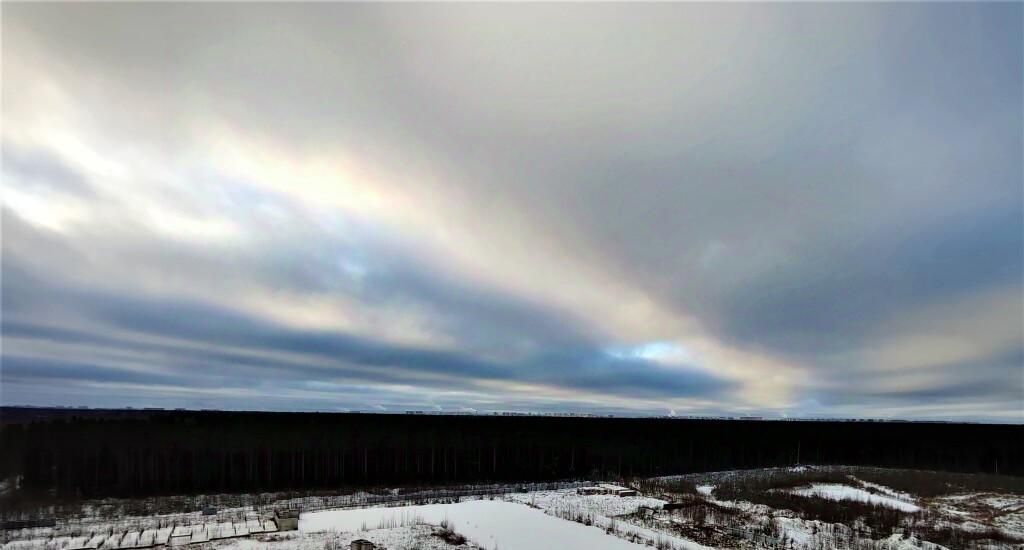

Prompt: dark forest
xmin=2 ymin=408 xmax=1020 ymax=500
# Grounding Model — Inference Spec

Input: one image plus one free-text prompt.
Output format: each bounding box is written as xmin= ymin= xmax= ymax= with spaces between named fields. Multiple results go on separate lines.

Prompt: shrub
xmin=912 ymin=525 xmax=1024 ymax=548
xmin=433 ymin=518 xmax=467 ymax=546
xmin=851 ymin=468 xmax=1024 ymax=497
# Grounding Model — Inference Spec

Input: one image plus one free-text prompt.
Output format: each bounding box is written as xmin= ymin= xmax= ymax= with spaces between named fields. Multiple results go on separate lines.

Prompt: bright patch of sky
xmin=2 ymin=3 xmax=1020 ymax=421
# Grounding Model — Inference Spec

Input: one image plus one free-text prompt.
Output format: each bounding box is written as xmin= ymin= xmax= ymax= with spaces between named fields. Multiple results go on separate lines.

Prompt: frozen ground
xmin=501 ymin=490 xmax=712 ymax=550
xmin=789 ymin=483 xmax=921 ymax=512
xmin=504 ymin=490 xmax=667 ymax=518
xmin=210 ymin=525 xmax=475 ymax=550
xmin=646 ymin=466 xmax=1024 ymax=549
xmin=3 ymin=467 xmax=1022 ymax=550
xmin=302 ymin=499 xmax=654 ymax=550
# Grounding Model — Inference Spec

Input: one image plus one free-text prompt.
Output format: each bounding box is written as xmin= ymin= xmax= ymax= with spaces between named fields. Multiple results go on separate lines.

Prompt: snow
xmin=211 ymin=525 xmax=473 ymax=550
xmin=696 ymin=485 xmax=715 ymax=496
xmin=2 ymin=471 xmax=1019 ymax=550
xmin=774 ymin=516 xmax=816 ymax=547
xmin=301 ymin=499 xmax=651 ymax=550
xmin=605 ymin=517 xmax=714 ymax=550
xmin=155 ymin=527 xmax=173 ymax=545
xmin=790 ymin=483 xmax=920 ymax=512
xmin=505 ymin=490 xmax=666 ymax=518
xmin=854 ymin=479 xmax=915 ymax=501
xmin=932 ymin=492 xmax=1024 ymax=539
xmin=878 ymin=533 xmax=948 ymax=550
xmin=501 ymin=489 xmax=711 ymax=550
xmin=119 ymin=532 xmax=139 ymax=548
xmin=981 ymin=494 xmax=1023 ymax=510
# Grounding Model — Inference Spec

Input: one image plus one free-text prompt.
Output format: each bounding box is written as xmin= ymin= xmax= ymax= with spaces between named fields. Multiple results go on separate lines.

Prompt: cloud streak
xmin=2 ymin=3 xmax=1021 ymax=421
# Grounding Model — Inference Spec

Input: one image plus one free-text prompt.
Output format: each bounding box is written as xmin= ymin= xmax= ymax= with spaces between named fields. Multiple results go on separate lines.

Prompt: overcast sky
xmin=2 ymin=3 xmax=1021 ymax=421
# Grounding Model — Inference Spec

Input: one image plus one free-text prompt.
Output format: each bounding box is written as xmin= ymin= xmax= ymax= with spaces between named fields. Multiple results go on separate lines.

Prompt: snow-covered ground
xmin=501 ymin=490 xmax=713 ymax=550
xmin=855 ymin=479 xmax=916 ymax=502
xmin=301 ymin=499 xmax=649 ymax=550
xmin=789 ymin=483 xmax=921 ymax=512
xmin=212 ymin=525 xmax=475 ymax=550
xmin=3 ymin=468 xmax=1022 ymax=550
xmin=646 ymin=466 xmax=1024 ymax=548
xmin=930 ymin=491 xmax=1024 ymax=540
xmin=505 ymin=490 xmax=667 ymax=518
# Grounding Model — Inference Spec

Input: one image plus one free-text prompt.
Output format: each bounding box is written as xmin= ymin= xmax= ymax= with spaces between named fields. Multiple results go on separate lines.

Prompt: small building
xmin=577 ymin=483 xmax=638 ymax=497
xmin=598 ymin=483 xmax=638 ymax=497
xmin=350 ymin=539 xmax=376 ymax=550
xmin=275 ymin=509 xmax=300 ymax=531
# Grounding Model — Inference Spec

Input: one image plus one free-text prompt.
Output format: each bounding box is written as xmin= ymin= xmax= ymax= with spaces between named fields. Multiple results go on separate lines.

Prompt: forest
xmin=2 ymin=408 xmax=1020 ymax=501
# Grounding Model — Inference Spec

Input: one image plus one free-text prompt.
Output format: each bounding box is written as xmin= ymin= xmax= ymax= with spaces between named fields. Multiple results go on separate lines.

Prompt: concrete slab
xmin=119 ymin=531 xmax=140 ymax=548
xmin=103 ymin=533 xmax=123 ymax=548
xmin=189 ymin=526 xmax=208 ymax=544
xmin=154 ymin=527 xmax=172 ymax=545
xmin=138 ymin=530 xmax=155 ymax=547
xmin=214 ymin=522 xmax=235 ymax=539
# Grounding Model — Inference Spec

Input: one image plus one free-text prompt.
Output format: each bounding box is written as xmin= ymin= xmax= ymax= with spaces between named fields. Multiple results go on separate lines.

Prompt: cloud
xmin=2 ymin=143 xmax=94 ymax=197
xmin=2 ymin=3 xmax=1021 ymax=420
xmin=716 ymin=204 xmax=1023 ymax=357
xmin=1 ymin=226 xmax=734 ymax=409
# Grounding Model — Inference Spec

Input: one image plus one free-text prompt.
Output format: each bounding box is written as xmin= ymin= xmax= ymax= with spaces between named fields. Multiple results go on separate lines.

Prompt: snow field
xmin=302 ymin=499 xmax=655 ymax=550
xmin=788 ymin=483 xmax=921 ymax=512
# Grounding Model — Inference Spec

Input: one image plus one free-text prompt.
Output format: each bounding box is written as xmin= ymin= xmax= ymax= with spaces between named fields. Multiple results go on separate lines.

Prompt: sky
xmin=2 ymin=3 xmax=1021 ymax=422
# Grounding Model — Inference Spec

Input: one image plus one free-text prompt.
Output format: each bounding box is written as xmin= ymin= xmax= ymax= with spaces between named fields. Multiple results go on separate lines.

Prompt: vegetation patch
xmin=852 ymin=468 xmax=1024 ymax=498
xmin=432 ymin=518 xmax=468 ymax=546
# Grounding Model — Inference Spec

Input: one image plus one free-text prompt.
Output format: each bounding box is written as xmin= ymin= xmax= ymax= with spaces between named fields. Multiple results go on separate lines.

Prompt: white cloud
xmin=2 ymin=2 xmax=1019 ymax=420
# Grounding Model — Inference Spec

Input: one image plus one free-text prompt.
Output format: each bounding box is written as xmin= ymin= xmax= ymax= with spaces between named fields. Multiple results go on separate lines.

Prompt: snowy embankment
xmin=507 ymin=490 xmax=668 ymax=518
xmin=502 ymin=490 xmax=713 ymax=550
xmin=300 ymin=500 xmax=647 ymax=550
xmin=212 ymin=526 xmax=466 ymax=550
xmin=789 ymin=483 xmax=920 ymax=512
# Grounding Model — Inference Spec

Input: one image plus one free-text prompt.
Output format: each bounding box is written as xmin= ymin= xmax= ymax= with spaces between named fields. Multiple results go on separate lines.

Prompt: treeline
xmin=1 ymin=408 xmax=1020 ymax=500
